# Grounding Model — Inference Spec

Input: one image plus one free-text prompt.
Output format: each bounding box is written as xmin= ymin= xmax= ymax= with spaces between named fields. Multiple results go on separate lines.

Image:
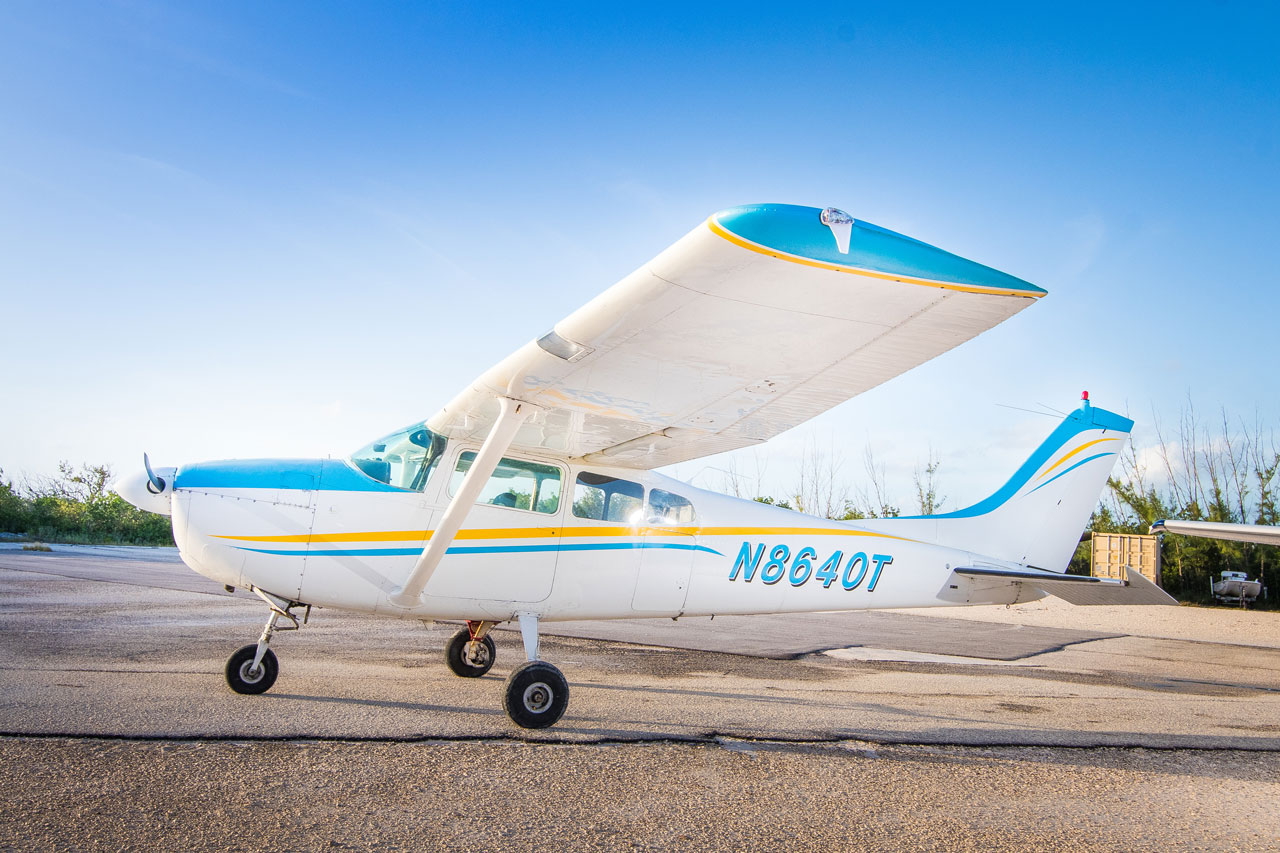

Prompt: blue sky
xmin=3 ymin=1 xmax=1278 ymax=510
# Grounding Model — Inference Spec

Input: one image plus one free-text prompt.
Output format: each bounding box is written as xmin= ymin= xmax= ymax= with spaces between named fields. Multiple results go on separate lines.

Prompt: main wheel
xmin=503 ymin=661 xmax=569 ymax=729
xmin=225 ymin=644 xmax=279 ymax=695
xmin=445 ymin=628 xmax=496 ymax=678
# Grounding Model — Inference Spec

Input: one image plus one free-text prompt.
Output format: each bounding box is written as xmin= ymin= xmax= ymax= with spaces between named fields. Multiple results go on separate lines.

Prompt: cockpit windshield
xmin=349 ymin=424 xmax=447 ymax=492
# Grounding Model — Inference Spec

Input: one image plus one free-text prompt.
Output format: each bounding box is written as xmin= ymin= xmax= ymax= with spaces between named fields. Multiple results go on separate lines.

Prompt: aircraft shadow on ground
xmin=263 ymin=692 xmax=505 ymax=717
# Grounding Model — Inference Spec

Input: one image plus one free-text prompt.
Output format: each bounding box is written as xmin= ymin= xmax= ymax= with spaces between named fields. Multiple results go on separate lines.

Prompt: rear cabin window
xmin=450 ymin=452 xmax=562 ymax=514
xmin=572 ymin=472 xmax=644 ymax=522
xmin=649 ymin=489 xmax=696 ymax=524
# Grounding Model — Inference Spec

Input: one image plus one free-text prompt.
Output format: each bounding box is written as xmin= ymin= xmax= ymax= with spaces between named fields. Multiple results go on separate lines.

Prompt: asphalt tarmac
xmin=1 ymin=545 xmax=1278 ymax=851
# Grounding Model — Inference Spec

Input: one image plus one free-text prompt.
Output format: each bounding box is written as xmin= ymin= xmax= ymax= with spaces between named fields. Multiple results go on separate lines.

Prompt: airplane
xmin=113 ymin=202 xmax=1175 ymax=729
xmin=1149 ymin=519 xmax=1280 ymax=546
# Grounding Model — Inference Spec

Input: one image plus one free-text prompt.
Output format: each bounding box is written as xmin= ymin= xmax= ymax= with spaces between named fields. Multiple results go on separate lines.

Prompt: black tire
xmin=445 ymin=628 xmax=496 ymax=678
xmin=503 ymin=661 xmax=569 ymax=729
xmin=225 ymin=644 xmax=278 ymax=695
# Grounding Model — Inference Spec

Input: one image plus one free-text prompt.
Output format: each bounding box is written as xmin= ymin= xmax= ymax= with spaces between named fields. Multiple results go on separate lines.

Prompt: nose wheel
xmin=226 ymin=645 xmax=278 ymax=694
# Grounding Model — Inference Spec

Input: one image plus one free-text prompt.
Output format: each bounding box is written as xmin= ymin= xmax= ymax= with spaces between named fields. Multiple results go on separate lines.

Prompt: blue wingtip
xmin=712 ymin=203 xmax=1046 ymax=296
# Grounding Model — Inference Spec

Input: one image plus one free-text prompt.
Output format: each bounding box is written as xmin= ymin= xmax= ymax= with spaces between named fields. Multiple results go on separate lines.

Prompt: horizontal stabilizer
xmin=954 ymin=566 xmax=1177 ymax=606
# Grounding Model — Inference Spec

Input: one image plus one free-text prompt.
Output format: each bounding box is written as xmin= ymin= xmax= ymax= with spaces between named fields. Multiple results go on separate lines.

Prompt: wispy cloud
xmin=110 ymin=0 xmax=315 ymax=100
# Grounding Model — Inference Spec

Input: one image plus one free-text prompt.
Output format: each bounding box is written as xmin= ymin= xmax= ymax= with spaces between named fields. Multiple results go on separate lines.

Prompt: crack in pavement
xmin=2 ymin=730 xmax=1278 ymax=753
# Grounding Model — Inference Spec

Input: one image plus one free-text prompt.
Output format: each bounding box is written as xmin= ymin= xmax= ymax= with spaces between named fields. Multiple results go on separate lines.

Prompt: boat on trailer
xmin=1211 ymin=570 xmax=1263 ymax=605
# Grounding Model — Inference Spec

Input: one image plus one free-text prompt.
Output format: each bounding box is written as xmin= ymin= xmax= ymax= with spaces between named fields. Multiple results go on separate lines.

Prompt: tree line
xmin=0 ymin=463 xmax=174 ymax=546
xmin=1083 ymin=404 xmax=1278 ymax=607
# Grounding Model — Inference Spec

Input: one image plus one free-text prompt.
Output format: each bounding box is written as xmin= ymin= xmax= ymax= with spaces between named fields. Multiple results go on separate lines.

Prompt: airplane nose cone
xmin=112 ymin=465 xmax=176 ymax=516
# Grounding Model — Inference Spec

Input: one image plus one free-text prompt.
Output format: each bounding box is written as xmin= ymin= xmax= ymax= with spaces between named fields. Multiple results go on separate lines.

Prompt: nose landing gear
xmin=225 ymin=589 xmax=307 ymax=696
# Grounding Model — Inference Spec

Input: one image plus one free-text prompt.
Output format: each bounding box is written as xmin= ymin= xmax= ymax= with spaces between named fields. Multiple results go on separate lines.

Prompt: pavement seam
xmin=1 ymin=731 xmax=1277 ymax=753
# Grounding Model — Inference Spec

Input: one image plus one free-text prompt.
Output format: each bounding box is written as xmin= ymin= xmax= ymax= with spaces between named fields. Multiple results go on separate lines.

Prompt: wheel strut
xmin=467 ymin=619 xmax=496 ymax=641
xmin=250 ymin=611 xmax=283 ymax=671
xmin=226 ymin=588 xmax=307 ymax=695
xmin=250 ymin=587 xmax=304 ymax=669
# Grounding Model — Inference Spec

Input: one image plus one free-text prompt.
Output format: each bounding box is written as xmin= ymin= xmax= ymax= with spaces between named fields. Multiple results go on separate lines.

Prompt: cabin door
xmin=631 ymin=526 xmax=695 ymax=613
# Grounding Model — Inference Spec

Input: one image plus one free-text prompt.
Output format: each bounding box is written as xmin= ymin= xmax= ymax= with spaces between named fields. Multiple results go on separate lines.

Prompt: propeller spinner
xmin=112 ymin=454 xmax=176 ymax=516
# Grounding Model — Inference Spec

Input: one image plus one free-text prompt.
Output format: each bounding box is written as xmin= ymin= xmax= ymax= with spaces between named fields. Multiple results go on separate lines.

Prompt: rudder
xmin=868 ymin=398 xmax=1132 ymax=572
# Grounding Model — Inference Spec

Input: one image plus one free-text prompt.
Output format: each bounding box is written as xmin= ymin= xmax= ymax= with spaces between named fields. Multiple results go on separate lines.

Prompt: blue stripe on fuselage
xmin=175 ymin=458 xmax=403 ymax=492
xmin=230 ymin=542 xmax=725 ymax=557
xmin=1026 ymin=452 xmax=1116 ymax=495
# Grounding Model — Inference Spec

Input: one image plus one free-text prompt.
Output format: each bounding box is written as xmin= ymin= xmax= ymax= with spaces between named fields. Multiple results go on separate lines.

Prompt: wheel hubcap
xmin=463 ymin=641 xmax=490 ymax=668
xmin=239 ymin=661 xmax=264 ymax=683
xmin=522 ymin=682 xmax=552 ymax=713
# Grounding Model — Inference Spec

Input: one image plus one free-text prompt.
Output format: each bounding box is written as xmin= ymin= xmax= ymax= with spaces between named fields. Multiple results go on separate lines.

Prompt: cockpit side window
xmin=349 ymin=424 xmax=447 ymax=492
xmin=572 ymin=472 xmax=644 ymax=522
xmin=649 ymin=488 xmax=696 ymax=524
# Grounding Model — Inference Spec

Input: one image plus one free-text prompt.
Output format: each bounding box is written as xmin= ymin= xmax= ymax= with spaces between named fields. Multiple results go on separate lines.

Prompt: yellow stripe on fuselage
xmin=707 ymin=218 xmax=1044 ymax=300
xmin=212 ymin=524 xmax=913 ymax=544
xmin=694 ymin=526 xmax=910 ymax=541
xmin=1033 ymin=437 xmax=1121 ymax=483
xmin=213 ymin=527 xmax=562 ymax=543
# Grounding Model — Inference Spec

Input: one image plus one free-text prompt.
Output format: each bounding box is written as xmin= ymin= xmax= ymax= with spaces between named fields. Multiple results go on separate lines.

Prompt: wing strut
xmin=389 ymin=397 xmax=536 ymax=608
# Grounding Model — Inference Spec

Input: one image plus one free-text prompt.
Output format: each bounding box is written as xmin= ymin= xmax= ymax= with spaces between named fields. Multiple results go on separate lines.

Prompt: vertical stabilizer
xmin=865 ymin=399 xmax=1133 ymax=572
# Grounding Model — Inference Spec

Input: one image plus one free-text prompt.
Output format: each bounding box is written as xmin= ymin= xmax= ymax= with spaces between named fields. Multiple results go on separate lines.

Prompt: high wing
xmin=427 ymin=203 xmax=1046 ymax=469
xmin=1150 ymin=519 xmax=1280 ymax=547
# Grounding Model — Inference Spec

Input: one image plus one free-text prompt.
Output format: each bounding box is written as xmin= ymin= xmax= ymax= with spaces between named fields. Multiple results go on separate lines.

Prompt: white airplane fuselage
xmin=162 ymin=455 xmax=1028 ymax=625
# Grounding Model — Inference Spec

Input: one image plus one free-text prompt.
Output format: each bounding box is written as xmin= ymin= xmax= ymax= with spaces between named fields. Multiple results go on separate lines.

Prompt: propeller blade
xmin=143 ymin=453 xmax=166 ymax=494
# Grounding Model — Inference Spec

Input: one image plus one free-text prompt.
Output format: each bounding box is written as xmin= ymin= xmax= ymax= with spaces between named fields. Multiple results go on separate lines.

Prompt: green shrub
xmin=2 ymin=463 xmax=174 ymax=546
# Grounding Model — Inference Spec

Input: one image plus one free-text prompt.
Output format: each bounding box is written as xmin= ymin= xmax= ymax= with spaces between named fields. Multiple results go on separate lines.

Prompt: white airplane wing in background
xmin=1150 ymin=519 xmax=1280 ymax=546
xmin=427 ymin=203 xmax=1046 ymax=469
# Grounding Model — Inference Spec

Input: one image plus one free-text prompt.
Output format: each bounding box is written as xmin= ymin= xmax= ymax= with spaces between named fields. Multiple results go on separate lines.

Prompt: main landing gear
xmin=503 ymin=661 xmax=568 ymax=729
xmin=502 ymin=613 xmax=568 ymax=729
xmin=224 ymin=596 xmax=569 ymax=729
xmin=445 ymin=621 xmax=497 ymax=678
xmin=225 ymin=589 xmax=307 ymax=695
xmin=445 ymin=614 xmax=569 ymax=729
